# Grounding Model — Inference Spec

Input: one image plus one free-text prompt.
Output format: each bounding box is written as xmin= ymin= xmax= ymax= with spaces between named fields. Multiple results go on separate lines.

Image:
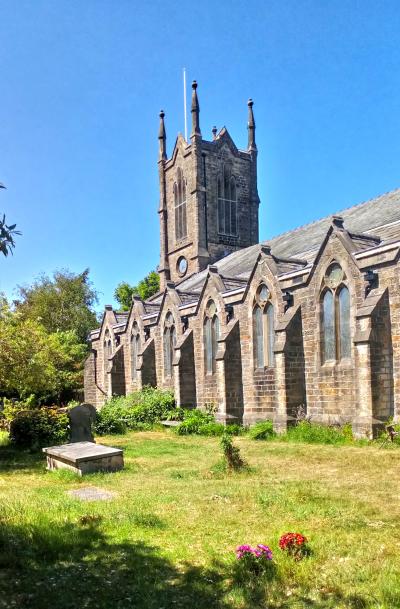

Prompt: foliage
xmin=220 ymin=431 xmax=247 ymax=470
xmin=15 ymin=268 xmax=98 ymax=343
xmin=95 ymin=387 xmax=176 ymax=435
xmin=279 ymin=532 xmax=310 ymax=561
xmin=9 ymin=408 xmax=69 ymax=449
xmin=114 ymin=271 xmax=160 ymax=311
xmin=0 ymin=299 xmax=86 ymax=401
xmin=285 ymin=420 xmax=354 ymax=445
xmin=248 ymin=420 xmax=276 ymax=440
xmin=0 ymin=213 xmax=21 ymax=257
xmin=175 ymin=409 xmax=214 ymax=435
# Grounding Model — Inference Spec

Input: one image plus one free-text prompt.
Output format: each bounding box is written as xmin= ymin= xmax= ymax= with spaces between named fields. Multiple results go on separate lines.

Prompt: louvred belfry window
xmin=174 ymin=168 xmax=187 ymax=241
xmin=218 ymin=167 xmax=237 ymax=237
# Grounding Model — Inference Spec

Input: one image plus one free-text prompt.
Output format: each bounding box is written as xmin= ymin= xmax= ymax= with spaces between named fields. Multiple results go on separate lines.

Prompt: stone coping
xmin=42 ymin=442 xmax=123 ymax=464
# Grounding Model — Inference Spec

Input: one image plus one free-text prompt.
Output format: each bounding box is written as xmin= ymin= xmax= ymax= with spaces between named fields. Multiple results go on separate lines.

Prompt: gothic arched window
xmin=104 ymin=329 xmax=112 ymax=389
xmin=218 ymin=166 xmax=237 ymax=237
xmin=204 ymin=300 xmax=219 ymax=374
xmin=253 ymin=285 xmax=275 ymax=368
xmin=163 ymin=312 xmax=176 ymax=378
xmin=131 ymin=322 xmax=141 ymax=381
xmin=321 ymin=264 xmax=351 ymax=363
xmin=174 ymin=168 xmax=187 ymax=241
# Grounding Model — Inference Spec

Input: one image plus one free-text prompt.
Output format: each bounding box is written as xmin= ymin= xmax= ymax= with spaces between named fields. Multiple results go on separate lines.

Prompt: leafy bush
xmin=95 ymin=387 xmax=177 ymax=435
xmin=176 ymin=409 xmax=242 ymax=436
xmin=248 ymin=420 xmax=276 ymax=441
xmin=9 ymin=408 xmax=69 ymax=449
xmin=221 ymin=431 xmax=247 ymax=470
xmin=175 ymin=409 xmax=214 ymax=435
xmin=285 ymin=421 xmax=353 ymax=445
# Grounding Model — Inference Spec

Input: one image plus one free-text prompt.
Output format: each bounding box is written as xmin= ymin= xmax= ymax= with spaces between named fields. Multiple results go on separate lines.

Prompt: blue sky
xmin=1 ymin=0 xmax=400 ymax=311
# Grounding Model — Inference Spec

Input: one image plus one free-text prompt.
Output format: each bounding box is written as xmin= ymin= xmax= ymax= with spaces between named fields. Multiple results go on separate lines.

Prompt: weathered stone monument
xmin=68 ymin=403 xmax=97 ymax=443
xmin=42 ymin=402 xmax=124 ymax=476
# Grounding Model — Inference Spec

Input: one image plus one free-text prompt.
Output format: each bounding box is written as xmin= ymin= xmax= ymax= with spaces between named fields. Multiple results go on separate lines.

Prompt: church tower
xmin=158 ymin=81 xmax=260 ymax=290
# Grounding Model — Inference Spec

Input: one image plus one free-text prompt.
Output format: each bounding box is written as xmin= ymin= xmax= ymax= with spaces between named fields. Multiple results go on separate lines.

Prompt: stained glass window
xmin=266 ymin=303 xmax=275 ymax=367
xmin=322 ymin=290 xmax=336 ymax=361
xmin=253 ymin=305 xmax=264 ymax=368
xmin=338 ymin=286 xmax=351 ymax=359
xmin=163 ymin=314 xmax=176 ymax=378
xmin=204 ymin=300 xmax=219 ymax=374
xmin=131 ymin=323 xmax=140 ymax=380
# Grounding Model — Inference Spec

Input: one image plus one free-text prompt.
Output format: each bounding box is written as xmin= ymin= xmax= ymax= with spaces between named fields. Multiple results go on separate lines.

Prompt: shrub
xmin=221 ymin=431 xmax=247 ymax=470
xmin=95 ymin=387 xmax=177 ymax=435
xmin=248 ymin=420 xmax=276 ymax=441
xmin=286 ymin=420 xmax=353 ymax=445
xmin=175 ymin=409 xmax=214 ymax=435
xmin=9 ymin=408 xmax=69 ymax=449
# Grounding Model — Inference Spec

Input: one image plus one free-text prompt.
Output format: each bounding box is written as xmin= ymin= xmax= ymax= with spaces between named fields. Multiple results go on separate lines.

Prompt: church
xmin=84 ymin=81 xmax=400 ymax=438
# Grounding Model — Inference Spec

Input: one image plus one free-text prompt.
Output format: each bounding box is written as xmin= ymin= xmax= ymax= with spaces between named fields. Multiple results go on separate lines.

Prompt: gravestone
xmin=68 ymin=403 xmax=97 ymax=443
xmin=68 ymin=487 xmax=116 ymax=501
xmin=43 ymin=441 xmax=124 ymax=475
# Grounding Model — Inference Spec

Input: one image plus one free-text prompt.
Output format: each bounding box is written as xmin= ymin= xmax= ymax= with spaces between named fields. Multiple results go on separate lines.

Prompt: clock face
xmin=177 ymin=256 xmax=188 ymax=276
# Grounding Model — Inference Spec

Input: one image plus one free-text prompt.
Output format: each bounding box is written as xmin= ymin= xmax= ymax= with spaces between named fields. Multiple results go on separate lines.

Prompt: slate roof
xmin=177 ymin=188 xmax=400 ymax=294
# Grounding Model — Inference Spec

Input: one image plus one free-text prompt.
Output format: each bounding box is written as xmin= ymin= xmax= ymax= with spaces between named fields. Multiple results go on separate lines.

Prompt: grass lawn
xmin=0 ymin=429 xmax=400 ymax=609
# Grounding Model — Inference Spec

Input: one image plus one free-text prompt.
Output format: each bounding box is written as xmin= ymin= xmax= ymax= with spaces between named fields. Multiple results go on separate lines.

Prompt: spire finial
xmin=247 ymin=98 xmax=256 ymax=151
xmin=191 ymin=80 xmax=201 ymax=138
xmin=212 ymin=126 xmax=217 ymax=140
xmin=158 ymin=109 xmax=167 ymax=161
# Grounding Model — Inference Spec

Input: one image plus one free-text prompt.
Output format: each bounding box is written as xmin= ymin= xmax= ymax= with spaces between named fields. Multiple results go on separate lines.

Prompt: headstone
xmin=68 ymin=403 xmax=97 ymax=443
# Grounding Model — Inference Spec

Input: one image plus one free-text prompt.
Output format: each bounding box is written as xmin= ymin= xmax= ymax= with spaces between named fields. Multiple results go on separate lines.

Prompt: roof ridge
xmin=263 ymin=187 xmax=400 ymax=246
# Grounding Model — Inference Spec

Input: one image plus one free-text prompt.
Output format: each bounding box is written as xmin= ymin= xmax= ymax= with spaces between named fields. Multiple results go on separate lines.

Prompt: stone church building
xmin=84 ymin=81 xmax=400 ymax=437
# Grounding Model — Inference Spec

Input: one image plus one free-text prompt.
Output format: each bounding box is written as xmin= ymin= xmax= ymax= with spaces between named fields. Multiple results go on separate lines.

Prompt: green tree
xmin=15 ymin=268 xmax=99 ymax=343
xmin=0 ymin=298 xmax=88 ymax=401
xmin=114 ymin=271 xmax=160 ymax=311
xmin=0 ymin=214 xmax=21 ymax=257
xmin=114 ymin=281 xmax=136 ymax=311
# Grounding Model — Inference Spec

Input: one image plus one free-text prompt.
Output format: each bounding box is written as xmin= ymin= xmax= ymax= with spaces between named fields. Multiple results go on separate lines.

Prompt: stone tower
xmin=158 ymin=81 xmax=260 ymax=290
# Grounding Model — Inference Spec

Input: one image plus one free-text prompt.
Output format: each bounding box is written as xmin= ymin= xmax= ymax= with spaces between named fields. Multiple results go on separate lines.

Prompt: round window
xmin=325 ymin=263 xmax=343 ymax=288
xmin=177 ymin=256 xmax=188 ymax=277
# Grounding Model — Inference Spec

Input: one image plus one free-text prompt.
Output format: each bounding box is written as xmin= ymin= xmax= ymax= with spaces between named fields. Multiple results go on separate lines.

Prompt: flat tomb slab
xmin=43 ymin=442 xmax=124 ymax=475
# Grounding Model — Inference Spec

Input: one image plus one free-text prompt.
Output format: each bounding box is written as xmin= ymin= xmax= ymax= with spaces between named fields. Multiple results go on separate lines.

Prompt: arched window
xmin=322 ymin=290 xmax=335 ymax=361
xmin=174 ymin=168 xmax=187 ymax=241
xmin=253 ymin=285 xmax=275 ymax=368
xmin=321 ymin=264 xmax=351 ymax=363
xmin=104 ymin=329 xmax=111 ymax=388
xmin=131 ymin=322 xmax=141 ymax=381
xmin=338 ymin=286 xmax=351 ymax=359
xmin=163 ymin=312 xmax=176 ymax=378
xmin=218 ymin=166 xmax=237 ymax=237
xmin=204 ymin=300 xmax=219 ymax=374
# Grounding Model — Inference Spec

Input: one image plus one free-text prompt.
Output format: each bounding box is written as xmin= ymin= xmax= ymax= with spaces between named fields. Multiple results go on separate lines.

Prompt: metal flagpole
xmin=183 ymin=68 xmax=188 ymax=141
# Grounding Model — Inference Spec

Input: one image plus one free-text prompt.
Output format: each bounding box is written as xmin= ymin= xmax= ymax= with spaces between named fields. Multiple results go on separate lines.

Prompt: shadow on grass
xmin=0 ymin=517 xmax=228 ymax=609
xmin=0 ymin=441 xmax=43 ymax=473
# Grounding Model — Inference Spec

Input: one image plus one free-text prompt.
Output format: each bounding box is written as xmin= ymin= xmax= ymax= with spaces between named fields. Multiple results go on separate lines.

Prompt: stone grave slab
xmin=68 ymin=487 xmax=115 ymax=501
xmin=43 ymin=441 xmax=124 ymax=476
